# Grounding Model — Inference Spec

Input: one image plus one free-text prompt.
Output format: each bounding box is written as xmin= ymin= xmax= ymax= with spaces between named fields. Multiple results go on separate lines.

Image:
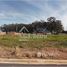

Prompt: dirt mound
xmin=0 ymin=46 xmax=67 ymax=59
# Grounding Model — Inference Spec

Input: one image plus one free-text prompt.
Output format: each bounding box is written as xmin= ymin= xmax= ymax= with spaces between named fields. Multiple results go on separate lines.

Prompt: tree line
xmin=1 ymin=17 xmax=63 ymax=34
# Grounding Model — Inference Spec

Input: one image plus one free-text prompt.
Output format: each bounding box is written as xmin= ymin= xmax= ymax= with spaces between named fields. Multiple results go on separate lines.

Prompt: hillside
xmin=0 ymin=34 xmax=67 ymax=59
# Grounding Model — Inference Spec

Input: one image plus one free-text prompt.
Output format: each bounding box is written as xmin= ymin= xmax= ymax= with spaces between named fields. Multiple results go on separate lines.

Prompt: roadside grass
xmin=46 ymin=34 xmax=67 ymax=41
xmin=0 ymin=34 xmax=67 ymax=49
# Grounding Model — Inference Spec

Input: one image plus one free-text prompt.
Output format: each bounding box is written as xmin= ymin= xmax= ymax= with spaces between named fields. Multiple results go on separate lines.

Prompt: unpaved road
xmin=0 ymin=64 xmax=67 ymax=67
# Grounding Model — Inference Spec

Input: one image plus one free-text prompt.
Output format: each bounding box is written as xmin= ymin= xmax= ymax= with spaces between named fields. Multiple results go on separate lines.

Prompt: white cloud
xmin=0 ymin=0 xmax=67 ymax=30
xmin=24 ymin=0 xmax=67 ymax=30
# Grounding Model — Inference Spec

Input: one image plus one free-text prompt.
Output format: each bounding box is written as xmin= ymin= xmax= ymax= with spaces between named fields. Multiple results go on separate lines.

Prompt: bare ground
xmin=0 ymin=46 xmax=67 ymax=59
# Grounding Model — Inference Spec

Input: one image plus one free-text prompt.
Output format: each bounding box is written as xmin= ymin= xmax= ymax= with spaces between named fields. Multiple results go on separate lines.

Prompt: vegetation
xmin=1 ymin=17 xmax=63 ymax=34
xmin=0 ymin=34 xmax=67 ymax=49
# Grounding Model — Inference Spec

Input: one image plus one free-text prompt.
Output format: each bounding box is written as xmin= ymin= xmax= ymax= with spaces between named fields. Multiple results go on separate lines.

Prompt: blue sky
xmin=0 ymin=0 xmax=67 ymax=30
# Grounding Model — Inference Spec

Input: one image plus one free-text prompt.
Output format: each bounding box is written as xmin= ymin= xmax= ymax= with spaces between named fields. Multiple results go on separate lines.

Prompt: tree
xmin=1 ymin=17 xmax=64 ymax=34
xmin=47 ymin=17 xmax=56 ymax=22
xmin=47 ymin=17 xmax=63 ymax=34
xmin=55 ymin=20 xmax=63 ymax=34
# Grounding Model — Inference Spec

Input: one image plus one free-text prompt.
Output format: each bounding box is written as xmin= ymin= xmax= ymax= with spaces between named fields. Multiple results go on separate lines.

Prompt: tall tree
xmin=47 ymin=17 xmax=63 ymax=34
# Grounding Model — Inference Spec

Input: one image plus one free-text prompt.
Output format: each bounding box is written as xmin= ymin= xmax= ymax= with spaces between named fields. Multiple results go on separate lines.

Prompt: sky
xmin=0 ymin=0 xmax=67 ymax=30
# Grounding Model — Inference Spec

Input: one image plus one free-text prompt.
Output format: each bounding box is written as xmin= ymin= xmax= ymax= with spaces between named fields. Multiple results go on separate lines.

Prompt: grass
xmin=0 ymin=34 xmax=67 ymax=49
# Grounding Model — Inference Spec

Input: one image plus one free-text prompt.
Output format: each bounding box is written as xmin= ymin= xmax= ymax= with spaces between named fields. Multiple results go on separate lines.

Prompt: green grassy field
xmin=0 ymin=34 xmax=67 ymax=49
